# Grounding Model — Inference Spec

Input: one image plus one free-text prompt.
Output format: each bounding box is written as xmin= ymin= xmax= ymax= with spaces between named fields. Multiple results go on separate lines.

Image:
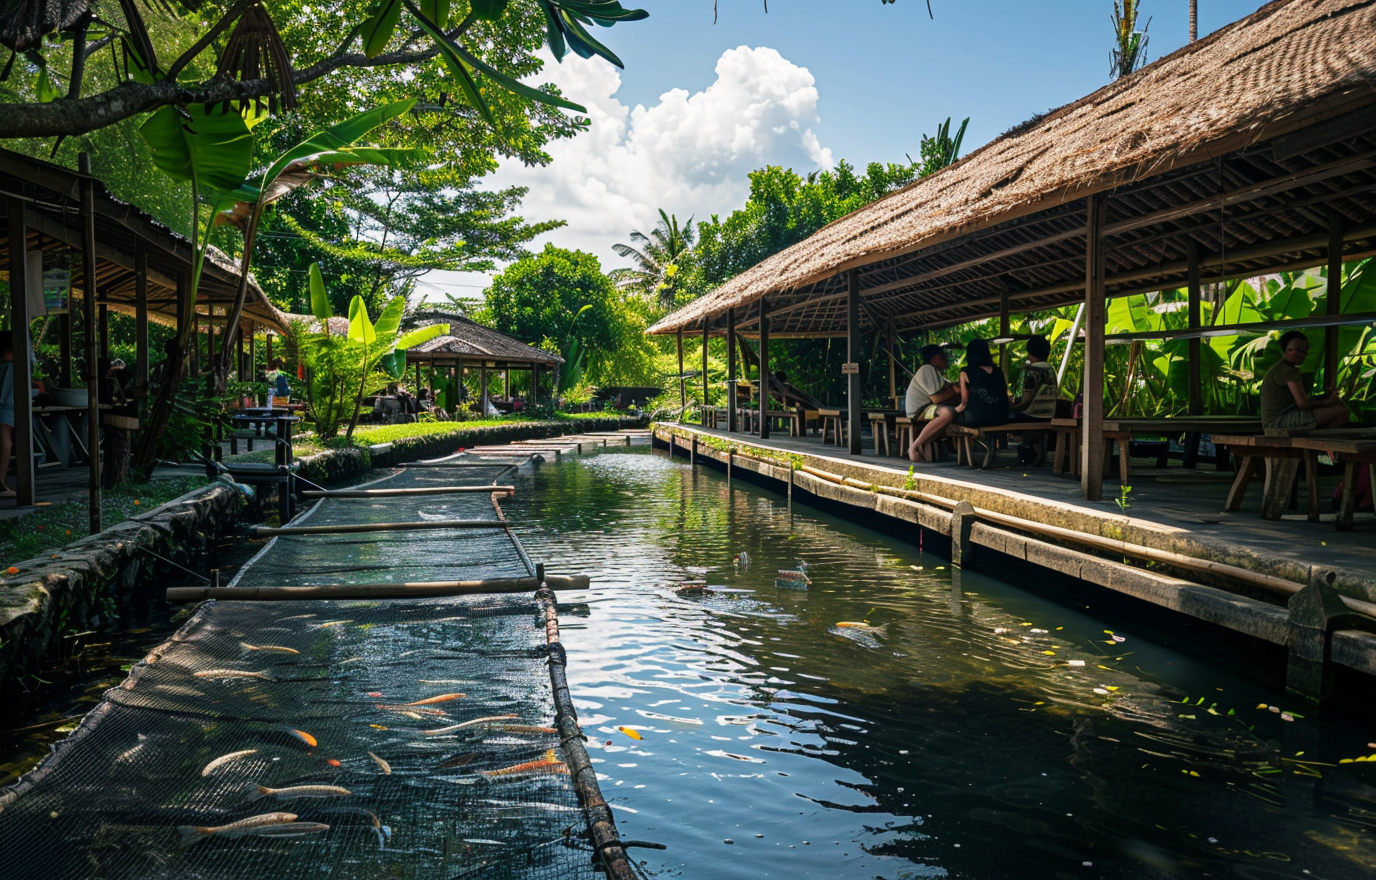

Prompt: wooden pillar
xmin=1187 ymin=240 xmax=1204 ymax=415
xmin=135 ymin=252 xmax=150 ymax=397
xmin=247 ymin=325 xmax=257 ymax=390
xmin=701 ymin=319 xmax=710 ymax=426
xmin=846 ymin=270 xmax=862 ymax=455
xmin=98 ymin=299 xmax=110 ymax=360
xmin=480 ymin=363 xmax=488 ymax=415
xmin=79 ymin=153 xmax=101 ymax=532
xmin=676 ymin=327 xmax=685 ymax=413
xmin=1081 ymin=194 xmax=1107 ymax=502
xmin=6 ymin=198 xmax=36 ymax=507
xmin=59 ymin=293 xmax=72 ymax=387
xmin=887 ymin=319 xmax=897 ymax=404
xmin=726 ymin=308 xmax=738 ymax=433
xmin=998 ymin=282 xmax=1011 ymax=378
xmin=503 ymin=367 xmax=510 ymax=399
xmin=758 ymin=297 xmax=770 ymax=441
xmin=1325 ymin=212 xmax=1344 ymax=387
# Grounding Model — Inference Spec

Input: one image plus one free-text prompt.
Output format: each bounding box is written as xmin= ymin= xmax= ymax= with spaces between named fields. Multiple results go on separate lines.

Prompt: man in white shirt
xmin=905 ymin=344 xmax=960 ymax=461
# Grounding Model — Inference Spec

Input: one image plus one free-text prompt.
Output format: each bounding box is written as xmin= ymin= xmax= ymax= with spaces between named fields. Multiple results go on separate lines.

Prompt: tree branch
xmin=0 ymin=41 xmax=445 ymax=138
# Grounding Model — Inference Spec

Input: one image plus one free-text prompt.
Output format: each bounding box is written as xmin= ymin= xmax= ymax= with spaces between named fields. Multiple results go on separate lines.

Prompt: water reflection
xmin=509 ymin=448 xmax=1376 ymax=880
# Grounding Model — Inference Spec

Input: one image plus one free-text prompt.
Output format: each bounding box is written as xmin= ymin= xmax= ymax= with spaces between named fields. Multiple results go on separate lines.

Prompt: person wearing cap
xmin=906 ymin=344 xmax=960 ymax=462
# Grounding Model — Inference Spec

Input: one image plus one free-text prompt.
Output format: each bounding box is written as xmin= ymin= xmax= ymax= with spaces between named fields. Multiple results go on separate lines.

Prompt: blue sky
xmin=420 ymin=1 xmax=1263 ymax=303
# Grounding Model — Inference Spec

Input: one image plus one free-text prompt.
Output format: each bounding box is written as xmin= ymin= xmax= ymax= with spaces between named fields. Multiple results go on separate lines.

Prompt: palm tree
xmin=611 ymin=210 xmax=696 ymax=311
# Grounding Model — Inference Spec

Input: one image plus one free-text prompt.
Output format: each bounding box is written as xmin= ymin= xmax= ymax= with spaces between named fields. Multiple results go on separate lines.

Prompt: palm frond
xmin=216 ymin=1 xmax=297 ymax=113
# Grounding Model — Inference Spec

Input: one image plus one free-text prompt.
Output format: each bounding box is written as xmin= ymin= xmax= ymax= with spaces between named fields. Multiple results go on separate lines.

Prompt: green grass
xmin=0 ymin=477 xmax=211 ymax=568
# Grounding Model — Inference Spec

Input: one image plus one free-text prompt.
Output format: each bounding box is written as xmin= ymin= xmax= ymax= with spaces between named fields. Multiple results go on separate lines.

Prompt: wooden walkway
xmin=654 ymin=422 xmax=1376 ymax=696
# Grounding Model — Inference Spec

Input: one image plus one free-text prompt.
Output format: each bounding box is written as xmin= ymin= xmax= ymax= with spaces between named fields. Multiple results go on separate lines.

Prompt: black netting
xmin=0 ymin=457 xmax=620 ymax=880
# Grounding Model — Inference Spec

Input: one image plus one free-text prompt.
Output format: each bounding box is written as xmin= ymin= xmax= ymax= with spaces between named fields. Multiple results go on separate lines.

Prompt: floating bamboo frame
xmin=252 ymin=520 xmax=510 ymax=536
xmin=167 ymin=574 xmax=590 ymax=602
xmin=300 ymin=486 xmax=514 ymax=498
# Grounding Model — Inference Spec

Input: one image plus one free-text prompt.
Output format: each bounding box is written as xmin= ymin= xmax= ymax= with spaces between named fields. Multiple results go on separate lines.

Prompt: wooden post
xmin=1187 ymin=240 xmax=1204 ymax=415
xmin=1082 ymin=194 xmax=1107 ymax=502
xmin=191 ymin=307 xmax=200 ymax=378
xmin=79 ymin=153 xmax=101 ymax=532
xmin=998 ymin=282 xmax=1011 ymax=379
xmin=676 ymin=327 xmax=686 ymax=414
xmin=887 ymin=319 xmax=897 ymax=404
xmin=726 ymin=307 xmax=738 ymax=432
xmin=6 ymin=198 xmax=36 ymax=507
xmin=846 ymin=270 xmax=862 ymax=455
xmin=503 ymin=367 xmax=510 ymax=399
xmin=702 ymin=319 xmax=710 ymax=426
xmin=759 ymin=297 xmax=770 ymax=440
xmin=135 ymin=252 xmax=150 ymax=398
xmin=1325 ymin=212 xmax=1344 ymax=388
xmin=235 ymin=320 xmax=246 ymax=382
xmin=98 ymin=301 xmax=109 ymax=360
xmin=264 ymin=330 xmax=273 ymax=371
xmin=247 ymin=322 xmax=256 ymax=393
xmin=480 ymin=363 xmax=488 ymax=415
xmin=59 ymin=287 xmax=72 ymax=388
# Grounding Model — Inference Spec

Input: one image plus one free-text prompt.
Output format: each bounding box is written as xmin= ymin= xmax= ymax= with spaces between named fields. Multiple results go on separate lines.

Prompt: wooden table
xmin=1213 ymin=428 xmax=1376 ymax=528
xmin=1103 ymin=416 xmax=1264 ymax=470
xmin=868 ymin=411 xmax=897 ymax=456
xmin=232 ymin=409 xmax=301 ymax=522
xmin=1287 ymin=433 xmax=1376 ymax=531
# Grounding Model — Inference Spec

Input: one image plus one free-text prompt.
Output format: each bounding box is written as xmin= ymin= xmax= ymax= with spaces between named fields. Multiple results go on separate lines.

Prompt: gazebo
xmin=404 ymin=313 xmax=564 ymax=413
xmin=1 ymin=147 xmax=290 ymax=517
xmin=647 ymin=0 xmax=1376 ymax=501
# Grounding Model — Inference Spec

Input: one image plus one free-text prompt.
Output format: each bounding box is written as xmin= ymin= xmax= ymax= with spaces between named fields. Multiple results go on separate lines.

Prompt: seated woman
xmin=954 ymin=338 xmax=1009 ymax=427
xmin=1260 ymin=330 xmax=1349 ymax=430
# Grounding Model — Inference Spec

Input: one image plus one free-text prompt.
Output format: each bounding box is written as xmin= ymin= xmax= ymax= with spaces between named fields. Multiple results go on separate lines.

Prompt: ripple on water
xmin=508 ymin=449 xmax=1376 ymax=880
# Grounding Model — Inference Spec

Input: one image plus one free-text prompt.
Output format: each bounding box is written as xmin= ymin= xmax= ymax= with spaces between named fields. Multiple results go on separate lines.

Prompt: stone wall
xmin=0 ymin=482 xmax=244 ymax=695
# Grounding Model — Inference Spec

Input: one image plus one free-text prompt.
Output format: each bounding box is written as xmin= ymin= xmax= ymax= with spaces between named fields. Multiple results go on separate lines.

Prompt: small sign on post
xmin=841 ymin=362 xmax=860 ymax=375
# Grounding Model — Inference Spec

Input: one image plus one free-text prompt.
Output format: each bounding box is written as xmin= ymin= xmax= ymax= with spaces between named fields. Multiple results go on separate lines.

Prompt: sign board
xmin=841 ymin=362 xmax=860 ymax=375
xmin=42 ymin=270 xmax=70 ymax=312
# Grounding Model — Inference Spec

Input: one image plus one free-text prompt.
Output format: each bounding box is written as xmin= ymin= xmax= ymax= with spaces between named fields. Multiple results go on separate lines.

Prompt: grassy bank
xmin=0 ymin=477 xmax=211 ymax=566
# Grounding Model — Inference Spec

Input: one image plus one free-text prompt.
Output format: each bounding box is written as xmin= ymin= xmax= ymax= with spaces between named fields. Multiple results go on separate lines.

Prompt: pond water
xmin=2 ymin=446 xmax=1374 ymax=879
xmin=505 ymin=447 xmax=1376 ymax=880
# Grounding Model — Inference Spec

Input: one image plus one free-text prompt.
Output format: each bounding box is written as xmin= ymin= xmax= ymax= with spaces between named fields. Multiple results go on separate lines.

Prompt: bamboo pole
xmin=252 ymin=520 xmax=512 ymax=536
xmin=1082 ymin=194 xmax=1107 ymax=501
xmin=167 ymin=574 xmax=591 ymax=602
xmin=79 ymin=153 xmax=101 ymax=533
xmin=300 ymin=485 xmax=514 ymax=498
xmin=400 ymin=459 xmax=529 ymax=468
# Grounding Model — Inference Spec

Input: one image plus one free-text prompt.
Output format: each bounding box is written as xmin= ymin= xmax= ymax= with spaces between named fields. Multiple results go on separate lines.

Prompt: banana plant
xmin=300 ymin=263 xmax=448 ymax=440
xmin=130 ymin=98 xmax=418 ymax=474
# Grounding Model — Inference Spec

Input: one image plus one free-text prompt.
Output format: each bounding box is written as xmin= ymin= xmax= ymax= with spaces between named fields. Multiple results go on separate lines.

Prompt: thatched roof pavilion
xmin=648 ymin=0 xmax=1376 ymax=499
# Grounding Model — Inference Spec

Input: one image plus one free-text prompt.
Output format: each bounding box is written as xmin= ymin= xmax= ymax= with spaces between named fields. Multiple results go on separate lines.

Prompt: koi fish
xmin=478 ymin=750 xmax=569 ymax=780
xmin=376 ymin=705 xmax=450 ymax=718
xmin=177 ymin=811 xmax=298 ymax=846
xmin=248 ymin=783 xmax=352 ymax=802
xmin=422 ymin=714 xmax=519 ymax=736
xmin=241 ymin=642 xmax=299 ymax=655
xmin=494 ymin=724 xmax=558 ymax=736
xmin=368 ymin=751 xmax=392 ymax=775
xmin=283 ymin=728 xmax=318 ymax=748
xmin=406 ymin=693 xmax=465 ymax=706
xmin=835 ymin=622 xmax=888 ymax=635
xmin=201 ymin=749 xmax=258 ymax=777
xmin=193 ymin=669 xmax=273 ymax=680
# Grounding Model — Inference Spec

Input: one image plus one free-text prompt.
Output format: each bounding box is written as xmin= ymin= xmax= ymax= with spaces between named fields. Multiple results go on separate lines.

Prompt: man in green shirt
xmin=1259 ymin=330 xmax=1349 ymax=430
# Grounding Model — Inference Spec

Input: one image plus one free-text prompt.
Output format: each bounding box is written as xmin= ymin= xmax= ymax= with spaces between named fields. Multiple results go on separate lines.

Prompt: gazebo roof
xmin=0 ymin=147 xmax=292 ymax=334
xmin=407 ymin=314 xmax=563 ymax=366
xmin=648 ymin=0 xmax=1376 ymax=338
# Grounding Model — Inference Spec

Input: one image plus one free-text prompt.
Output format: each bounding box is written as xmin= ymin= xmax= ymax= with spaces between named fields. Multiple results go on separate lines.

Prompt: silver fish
xmin=248 ymin=784 xmax=351 ymax=802
xmin=201 ymin=749 xmax=258 ymax=777
xmin=178 ymin=812 xmax=298 ymax=846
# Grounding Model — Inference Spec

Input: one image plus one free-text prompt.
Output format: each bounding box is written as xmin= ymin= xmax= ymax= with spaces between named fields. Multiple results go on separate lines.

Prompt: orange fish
xmin=407 ymin=693 xmax=465 ymax=706
xmin=478 ymin=749 xmax=569 ymax=780
xmin=285 ymin=728 xmax=318 ymax=748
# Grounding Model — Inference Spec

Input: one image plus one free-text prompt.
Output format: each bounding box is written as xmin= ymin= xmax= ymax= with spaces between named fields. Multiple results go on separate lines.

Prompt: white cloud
xmin=423 ymin=45 xmax=833 ymax=302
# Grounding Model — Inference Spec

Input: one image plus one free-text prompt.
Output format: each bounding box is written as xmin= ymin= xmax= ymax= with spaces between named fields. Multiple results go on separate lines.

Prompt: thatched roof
xmin=1 ymin=147 xmax=292 ymax=334
xmin=406 ymin=313 xmax=563 ymax=367
xmin=649 ymin=0 xmax=1376 ymax=337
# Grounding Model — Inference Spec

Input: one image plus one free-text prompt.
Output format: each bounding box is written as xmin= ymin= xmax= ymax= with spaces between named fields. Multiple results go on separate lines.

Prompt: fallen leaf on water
xmin=618 ymin=727 xmax=642 ymax=741
xmin=369 ymin=724 xmax=388 ymax=730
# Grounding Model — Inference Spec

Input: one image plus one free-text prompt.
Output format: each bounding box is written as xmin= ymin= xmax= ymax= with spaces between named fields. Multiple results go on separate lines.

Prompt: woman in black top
xmin=954 ymin=338 xmax=1009 ymax=427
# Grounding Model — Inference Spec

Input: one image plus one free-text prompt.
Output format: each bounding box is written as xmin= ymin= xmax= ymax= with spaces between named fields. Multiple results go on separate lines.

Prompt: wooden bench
xmin=1212 ymin=433 xmax=1318 ymax=521
xmin=1050 ymin=418 xmax=1133 ymax=483
xmin=1289 ymin=435 xmax=1376 ymax=531
xmin=868 ymin=412 xmax=895 ymax=456
xmin=948 ymin=421 xmax=1056 ymax=469
xmin=764 ymin=409 xmax=802 ymax=437
xmin=818 ymin=408 xmax=845 ymax=445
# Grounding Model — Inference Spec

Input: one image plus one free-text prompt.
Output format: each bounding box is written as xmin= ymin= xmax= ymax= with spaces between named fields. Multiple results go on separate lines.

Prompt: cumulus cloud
xmin=424 ymin=45 xmax=833 ymax=301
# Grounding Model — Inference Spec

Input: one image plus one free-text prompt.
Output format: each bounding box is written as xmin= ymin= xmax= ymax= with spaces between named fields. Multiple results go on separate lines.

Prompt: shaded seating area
xmin=404 ymin=313 xmax=563 ymax=416
xmin=648 ymin=0 xmax=1375 ymax=510
xmin=0 ymin=147 xmax=290 ymax=520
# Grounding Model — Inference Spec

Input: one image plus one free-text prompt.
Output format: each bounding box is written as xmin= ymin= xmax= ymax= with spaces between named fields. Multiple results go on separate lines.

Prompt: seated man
xmin=906 ymin=344 xmax=960 ymax=462
xmin=1008 ymin=334 xmax=1059 ymax=421
xmin=1260 ymin=330 xmax=1350 ymax=430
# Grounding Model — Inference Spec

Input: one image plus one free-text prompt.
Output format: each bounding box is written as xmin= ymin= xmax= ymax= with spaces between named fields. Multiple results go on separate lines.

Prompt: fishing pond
xmin=505 ymin=447 xmax=1376 ymax=879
